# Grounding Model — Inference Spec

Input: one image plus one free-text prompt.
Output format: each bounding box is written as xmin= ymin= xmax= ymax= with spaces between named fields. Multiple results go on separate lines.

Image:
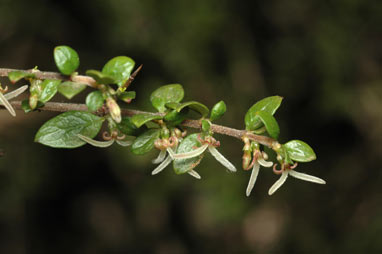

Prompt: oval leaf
xmin=34 ymin=111 xmax=104 ymax=148
xmin=164 ymin=109 xmax=187 ymax=126
xmin=117 ymin=116 xmax=142 ymax=136
xmin=118 ymin=91 xmax=136 ymax=103
xmin=245 ymin=96 xmax=283 ymax=130
xmin=131 ymin=113 xmax=163 ymax=128
xmin=284 ymin=140 xmax=316 ymax=162
xmin=176 ymin=101 xmax=209 ymax=117
xmin=54 ymin=46 xmax=80 ymax=75
xmin=102 ymin=56 xmax=135 ymax=87
xmin=150 ymin=84 xmax=184 ymax=113
xmin=86 ymin=70 xmax=115 ymax=85
xmin=131 ymin=129 xmax=160 ymax=155
xmin=173 ymin=133 xmax=203 ymax=175
xmin=39 ymin=79 xmax=61 ymax=103
xmin=255 ymin=111 xmax=280 ymax=139
xmin=8 ymin=71 xmax=35 ymax=84
xmin=58 ymin=81 xmax=87 ymax=99
xmin=210 ymin=100 xmax=226 ymax=121
xmin=86 ymin=91 xmax=105 ymax=112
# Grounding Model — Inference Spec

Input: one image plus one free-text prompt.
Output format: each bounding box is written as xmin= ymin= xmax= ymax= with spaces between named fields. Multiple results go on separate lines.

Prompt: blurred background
xmin=0 ymin=0 xmax=382 ymax=253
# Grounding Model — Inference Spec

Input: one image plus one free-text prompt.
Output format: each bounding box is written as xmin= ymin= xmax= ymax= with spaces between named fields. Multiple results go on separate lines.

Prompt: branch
xmin=1 ymin=101 xmax=277 ymax=147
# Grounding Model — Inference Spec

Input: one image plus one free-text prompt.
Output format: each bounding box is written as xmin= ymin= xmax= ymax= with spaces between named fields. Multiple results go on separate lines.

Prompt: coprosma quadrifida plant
xmin=0 ymin=46 xmax=325 ymax=197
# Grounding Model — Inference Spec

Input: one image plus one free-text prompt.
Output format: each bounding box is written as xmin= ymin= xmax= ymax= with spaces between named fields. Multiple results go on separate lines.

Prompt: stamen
xmin=208 ymin=146 xmax=236 ymax=172
xmin=102 ymin=132 xmax=113 ymax=141
xmin=152 ymin=150 xmax=167 ymax=164
xmin=188 ymin=170 xmax=201 ymax=179
xmin=268 ymin=171 xmax=288 ymax=195
xmin=171 ymin=144 xmax=208 ymax=160
xmin=0 ymin=91 xmax=16 ymax=116
xmin=4 ymin=85 xmax=28 ymax=100
xmin=246 ymin=162 xmax=260 ymax=197
xmin=288 ymin=170 xmax=326 ymax=184
xmin=273 ymin=163 xmax=283 ymax=175
xmin=151 ymin=155 xmax=172 ymax=175
xmin=77 ymin=134 xmax=114 ymax=147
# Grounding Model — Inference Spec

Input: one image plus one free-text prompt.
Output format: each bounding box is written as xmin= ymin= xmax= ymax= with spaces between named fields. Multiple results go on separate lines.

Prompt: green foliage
xmin=175 ymin=101 xmax=209 ymax=117
xmin=86 ymin=91 xmax=105 ymax=112
xmin=173 ymin=133 xmax=203 ymax=174
xmin=34 ymin=111 xmax=104 ymax=148
xmin=54 ymin=46 xmax=80 ymax=75
xmin=102 ymin=56 xmax=135 ymax=87
xmin=131 ymin=113 xmax=163 ymax=128
xmin=150 ymin=84 xmax=184 ymax=112
xmin=210 ymin=100 xmax=226 ymax=121
xmin=255 ymin=111 xmax=280 ymax=139
xmin=58 ymin=81 xmax=86 ymax=99
xmin=284 ymin=140 xmax=316 ymax=162
xmin=117 ymin=116 xmax=142 ymax=136
xmin=39 ymin=79 xmax=61 ymax=103
xmin=85 ymin=70 xmax=115 ymax=85
xmin=245 ymin=96 xmax=283 ymax=131
xmin=8 ymin=71 xmax=35 ymax=84
xmin=131 ymin=129 xmax=160 ymax=155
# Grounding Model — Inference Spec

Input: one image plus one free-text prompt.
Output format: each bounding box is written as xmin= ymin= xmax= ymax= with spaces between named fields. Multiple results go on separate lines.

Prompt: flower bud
xmin=106 ymin=97 xmax=121 ymax=123
xmin=29 ymin=94 xmax=38 ymax=110
xmin=242 ymin=151 xmax=252 ymax=170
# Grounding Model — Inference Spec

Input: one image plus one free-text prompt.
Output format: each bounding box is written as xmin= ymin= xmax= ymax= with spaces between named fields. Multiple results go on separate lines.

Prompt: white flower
xmin=77 ymin=132 xmax=132 ymax=148
xmin=0 ymin=85 xmax=28 ymax=116
xmin=268 ymin=165 xmax=326 ymax=195
xmin=245 ymin=152 xmax=273 ymax=197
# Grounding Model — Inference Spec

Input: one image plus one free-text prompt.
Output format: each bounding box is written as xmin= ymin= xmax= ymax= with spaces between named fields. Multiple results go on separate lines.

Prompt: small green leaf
xmin=176 ymin=101 xmax=209 ymax=117
xmin=210 ymin=100 xmax=226 ymax=121
xmin=21 ymin=99 xmax=44 ymax=113
xmin=86 ymin=91 xmax=105 ymax=112
xmin=102 ymin=56 xmax=135 ymax=87
xmin=35 ymin=111 xmax=104 ymax=148
xmin=86 ymin=70 xmax=116 ymax=85
xmin=163 ymin=109 xmax=187 ymax=126
xmin=173 ymin=133 xmax=203 ymax=174
xmin=245 ymin=96 xmax=283 ymax=130
xmin=255 ymin=111 xmax=280 ymax=139
xmin=117 ymin=116 xmax=142 ymax=136
xmin=8 ymin=71 xmax=35 ymax=84
xmin=118 ymin=91 xmax=136 ymax=103
xmin=54 ymin=46 xmax=80 ymax=75
xmin=201 ymin=119 xmax=211 ymax=132
xmin=284 ymin=140 xmax=316 ymax=162
xmin=39 ymin=79 xmax=61 ymax=103
xmin=131 ymin=129 xmax=160 ymax=155
xmin=58 ymin=81 xmax=87 ymax=99
xmin=150 ymin=84 xmax=184 ymax=113
xmin=131 ymin=113 xmax=163 ymax=128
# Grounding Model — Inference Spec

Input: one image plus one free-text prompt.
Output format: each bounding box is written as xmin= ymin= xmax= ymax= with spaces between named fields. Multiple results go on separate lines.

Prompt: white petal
xmin=0 ymin=91 xmax=16 ymax=116
xmin=289 ymin=170 xmax=326 ymax=184
xmin=268 ymin=171 xmax=288 ymax=195
xmin=188 ymin=170 xmax=201 ymax=179
xmin=151 ymin=155 xmax=172 ymax=175
xmin=115 ymin=140 xmax=133 ymax=147
xmin=4 ymin=85 xmax=28 ymax=100
xmin=246 ymin=162 xmax=260 ymax=197
xmin=152 ymin=150 xmax=167 ymax=164
xmin=77 ymin=134 xmax=114 ymax=147
xmin=166 ymin=147 xmax=176 ymax=159
xmin=258 ymin=158 xmax=273 ymax=168
xmin=208 ymin=146 xmax=237 ymax=172
xmin=171 ymin=144 xmax=208 ymax=160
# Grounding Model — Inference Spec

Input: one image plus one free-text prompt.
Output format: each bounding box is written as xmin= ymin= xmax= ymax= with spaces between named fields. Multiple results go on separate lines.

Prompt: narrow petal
xmin=4 ymin=85 xmax=28 ymax=100
xmin=166 ymin=147 xmax=176 ymax=159
xmin=188 ymin=170 xmax=201 ymax=179
xmin=258 ymin=158 xmax=273 ymax=168
xmin=208 ymin=146 xmax=237 ymax=172
xmin=0 ymin=91 xmax=16 ymax=117
xmin=268 ymin=171 xmax=288 ymax=195
xmin=288 ymin=170 xmax=326 ymax=184
xmin=246 ymin=162 xmax=260 ymax=197
xmin=151 ymin=155 xmax=172 ymax=175
xmin=171 ymin=144 xmax=208 ymax=160
xmin=116 ymin=140 xmax=133 ymax=147
xmin=77 ymin=134 xmax=114 ymax=147
xmin=152 ymin=150 xmax=167 ymax=164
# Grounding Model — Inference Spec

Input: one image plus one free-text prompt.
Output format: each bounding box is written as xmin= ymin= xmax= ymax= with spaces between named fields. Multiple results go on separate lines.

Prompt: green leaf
xmin=131 ymin=113 xmax=163 ymax=128
xmin=54 ymin=46 xmax=80 ymax=75
xmin=118 ymin=91 xmax=136 ymax=103
xmin=173 ymin=133 xmax=203 ymax=174
xmin=8 ymin=71 xmax=35 ymax=84
xmin=39 ymin=79 xmax=61 ymax=103
xmin=21 ymin=99 xmax=44 ymax=113
xmin=131 ymin=129 xmax=160 ymax=155
xmin=284 ymin=140 xmax=316 ymax=162
xmin=117 ymin=116 xmax=142 ymax=136
xmin=201 ymin=119 xmax=211 ymax=132
xmin=255 ymin=111 xmax=280 ymax=139
xmin=176 ymin=101 xmax=209 ymax=117
xmin=102 ymin=56 xmax=135 ymax=87
xmin=210 ymin=100 xmax=226 ymax=121
xmin=58 ymin=81 xmax=87 ymax=99
xmin=150 ymin=84 xmax=184 ymax=113
xmin=245 ymin=96 xmax=283 ymax=130
xmin=163 ymin=109 xmax=187 ymax=126
xmin=86 ymin=70 xmax=115 ymax=85
xmin=86 ymin=91 xmax=105 ymax=112
xmin=35 ymin=111 xmax=104 ymax=148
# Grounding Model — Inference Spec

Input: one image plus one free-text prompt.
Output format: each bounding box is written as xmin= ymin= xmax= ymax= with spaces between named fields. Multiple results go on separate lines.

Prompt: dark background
xmin=0 ymin=0 xmax=382 ymax=253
